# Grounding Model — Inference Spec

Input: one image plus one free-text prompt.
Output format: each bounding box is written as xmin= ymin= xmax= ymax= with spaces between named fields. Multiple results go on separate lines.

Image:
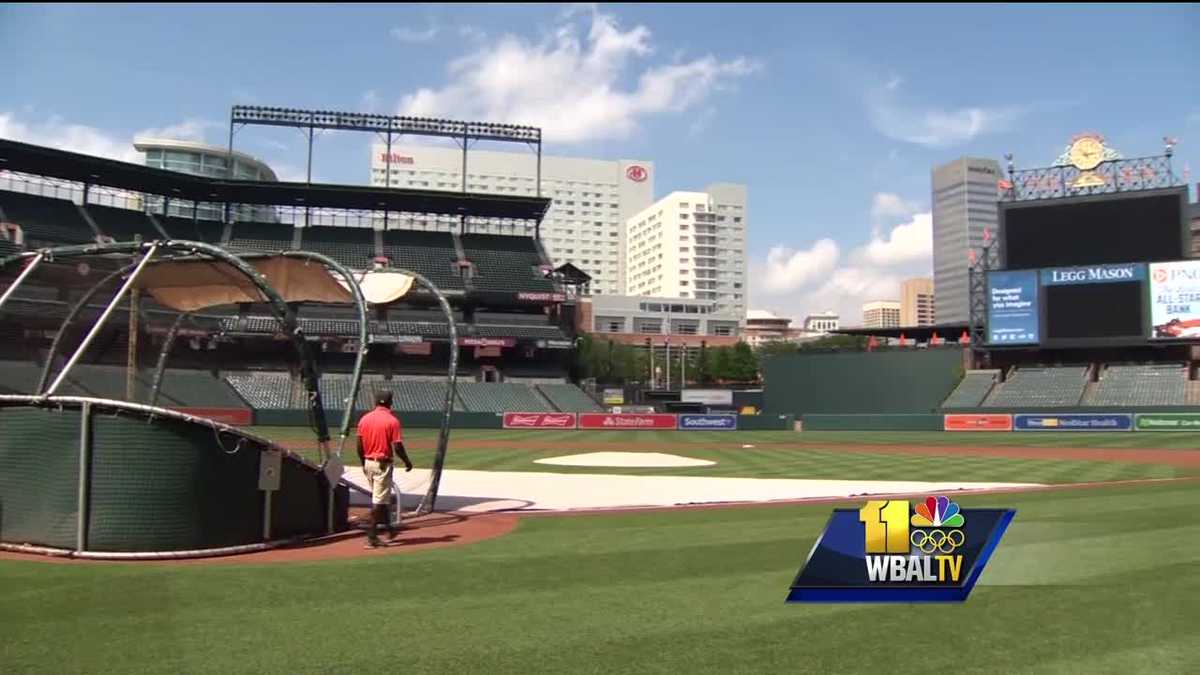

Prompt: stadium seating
xmin=942 ymin=370 xmax=1000 ymax=408
xmin=460 ymin=233 xmax=554 ymax=293
xmin=371 ymin=380 xmax=464 ymax=412
xmin=538 ymin=383 xmax=602 ymax=412
xmin=456 ymin=381 xmax=554 ymax=412
xmin=88 ymin=204 xmax=162 ymax=242
xmin=158 ymin=215 xmax=225 ymax=244
xmin=982 ymin=366 xmax=1088 ymax=407
xmin=227 ymin=221 xmax=296 ymax=254
xmin=1083 ymin=363 xmax=1189 ymax=406
xmin=225 ymin=371 xmax=296 ymax=409
xmin=475 ymin=324 xmax=566 ymax=339
xmin=0 ymin=191 xmax=96 ymax=247
xmin=380 ymin=229 xmax=464 ymax=290
xmin=300 ymin=226 xmax=377 ymax=269
xmin=387 ymin=320 xmax=452 ymax=338
xmin=156 ymin=369 xmax=246 ymax=408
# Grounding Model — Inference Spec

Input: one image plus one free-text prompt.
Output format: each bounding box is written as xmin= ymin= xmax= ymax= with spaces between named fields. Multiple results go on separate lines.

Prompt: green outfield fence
xmin=763 ymin=349 xmax=964 ymax=417
xmin=0 ymin=398 xmax=348 ymax=556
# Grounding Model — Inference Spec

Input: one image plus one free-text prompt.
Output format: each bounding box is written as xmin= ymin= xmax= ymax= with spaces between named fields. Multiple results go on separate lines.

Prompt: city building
xmin=900 ymin=277 xmax=935 ymax=327
xmin=578 ymin=294 xmax=742 ymax=349
xmin=931 ymin=157 xmax=1001 ymax=324
xmin=134 ymin=138 xmax=279 ymax=221
xmin=370 ymin=144 xmax=653 ymax=297
xmin=803 ymin=311 xmax=840 ymax=333
xmin=623 ymin=185 xmax=748 ymax=318
xmin=862 ymin=300 xmax=901 ymax=329
xmin=743 ymin=310 xmax=796 ymax=346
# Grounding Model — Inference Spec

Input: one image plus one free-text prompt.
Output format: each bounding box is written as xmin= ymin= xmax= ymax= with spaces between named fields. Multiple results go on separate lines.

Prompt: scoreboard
xmin=987 ymin=185 xmax=1194 ymax=348
xmin=986 ymin=260 xmax=1200 ymax=347
xmin=1000 ymin=187 xmax=1187 ymax=270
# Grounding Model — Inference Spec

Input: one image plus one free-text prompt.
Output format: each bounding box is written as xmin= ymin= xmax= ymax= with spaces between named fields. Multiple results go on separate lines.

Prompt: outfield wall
xmin=801 ymin=411 xmax=1200 ymax=431
xmin=251 ymin=409 xmax=795 ymax=431
xmin=763 ymin=349 xmax=964 ymax=416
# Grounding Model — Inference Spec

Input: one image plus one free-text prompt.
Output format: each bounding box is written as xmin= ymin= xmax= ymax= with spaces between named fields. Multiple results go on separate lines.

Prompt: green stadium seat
xmin=380 ymin=229 xmax=464 ymax=290
xmin=88 ymin=204 xmax=162 ymax=242
xmin=228 ymin=221 xmax=296 ymax=254
xmin=299 ymin=226 xmax=377 ymax=269
xmin=0 ymin=190 xmax=96 ymax=247
xmin=537 ymin=383 xmax=602 ymax=412
xmin=460 ymin=233 xmax=555 ymax=293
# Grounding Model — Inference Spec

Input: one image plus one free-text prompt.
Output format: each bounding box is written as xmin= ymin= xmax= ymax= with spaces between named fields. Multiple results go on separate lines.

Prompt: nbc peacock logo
xmin=911 ymin=496 xmax=965 ymax=528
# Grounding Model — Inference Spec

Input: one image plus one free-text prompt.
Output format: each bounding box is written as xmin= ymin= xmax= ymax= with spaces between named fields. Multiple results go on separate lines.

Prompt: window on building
xmin=680 ymin=214 xmax=689 ymax=220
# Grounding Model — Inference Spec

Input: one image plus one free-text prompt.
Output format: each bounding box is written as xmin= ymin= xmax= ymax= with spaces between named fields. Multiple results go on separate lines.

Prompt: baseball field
xmin=3 ymin=429 xmax=1199 ymax=673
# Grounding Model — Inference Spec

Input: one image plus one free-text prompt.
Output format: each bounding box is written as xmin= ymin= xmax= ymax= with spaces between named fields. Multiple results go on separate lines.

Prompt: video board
xmin=984 ymin=261 xmax=1196 ymax=347
xmin=1000 ymin=188 xmax=1187 ymax=270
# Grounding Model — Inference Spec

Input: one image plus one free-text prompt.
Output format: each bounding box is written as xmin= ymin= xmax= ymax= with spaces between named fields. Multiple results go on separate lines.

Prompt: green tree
xmin=798 ymin=334 xmax=870 ymax=351
xmin=728 ymin=341 xmax=760 ymax=382
xmin=697 ymin=342 xmax=714 ymax=385
xmin=756 ymin=340 xmax=798 ymax=359
xmin=713 ymin=347 xmax=732 ymax=382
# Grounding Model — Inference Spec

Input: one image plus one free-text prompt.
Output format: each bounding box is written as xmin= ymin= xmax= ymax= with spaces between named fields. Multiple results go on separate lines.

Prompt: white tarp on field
xmin=342 ymin=467 xmax=1039 ymax=513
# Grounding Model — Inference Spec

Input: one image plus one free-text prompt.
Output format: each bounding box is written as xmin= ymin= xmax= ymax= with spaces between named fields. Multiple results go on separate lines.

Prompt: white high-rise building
xmin=623 ymin=185 xmax=748 ymax=319
xmin=862 ymin=300 xmax=901 ymax=329
xmin=370 ymin=145 xmax=653 ymax=296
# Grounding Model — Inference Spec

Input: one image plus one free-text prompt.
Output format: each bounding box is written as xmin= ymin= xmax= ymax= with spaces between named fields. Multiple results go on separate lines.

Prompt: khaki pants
xmin=363 ymin=459 xmax=395 ymax=506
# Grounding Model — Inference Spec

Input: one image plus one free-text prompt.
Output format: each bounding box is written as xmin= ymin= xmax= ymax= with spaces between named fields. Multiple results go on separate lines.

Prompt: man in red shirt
xmin=356 ymin=390 xmax=413 ymax=548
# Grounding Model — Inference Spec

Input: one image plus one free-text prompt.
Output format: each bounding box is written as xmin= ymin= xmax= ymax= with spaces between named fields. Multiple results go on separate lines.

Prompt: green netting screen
xmin=0 ymin=406 xmax=81 ymax=549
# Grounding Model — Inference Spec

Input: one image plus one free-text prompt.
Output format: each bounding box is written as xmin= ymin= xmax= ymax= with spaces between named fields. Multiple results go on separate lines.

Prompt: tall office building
xmin=900 ymin=277 xmax=935 ymax=327
xmin=623 ymin=185 xmax=749 ymax=318
xmin=370 ymin=145 xmax=653 ymax=296
xmin=862 ymin=300 xmax=901 ymax=329
xmin=931 ymin=157 xmax=1001 ymax=324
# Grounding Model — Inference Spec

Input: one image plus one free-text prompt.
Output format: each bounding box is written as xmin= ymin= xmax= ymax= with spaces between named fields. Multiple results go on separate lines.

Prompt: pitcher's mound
xmin=535 ymin=452 xmax=715 ymax=468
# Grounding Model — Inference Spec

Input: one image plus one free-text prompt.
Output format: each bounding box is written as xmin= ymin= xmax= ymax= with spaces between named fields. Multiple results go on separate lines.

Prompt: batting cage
xmin=0 ymin=239 xmax=457 ymax=558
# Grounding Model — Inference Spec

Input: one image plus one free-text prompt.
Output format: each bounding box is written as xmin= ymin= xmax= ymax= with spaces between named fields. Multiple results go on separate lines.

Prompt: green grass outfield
xmin=2 ymin=431 xmax=1198 ymax=673
xmin=261 ymin=428 xmax=1199 ymax=484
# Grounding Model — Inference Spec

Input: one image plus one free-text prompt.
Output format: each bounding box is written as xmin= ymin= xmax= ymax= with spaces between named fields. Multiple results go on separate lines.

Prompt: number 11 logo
xmin=859 ymin=500 xmax=910 ymax=553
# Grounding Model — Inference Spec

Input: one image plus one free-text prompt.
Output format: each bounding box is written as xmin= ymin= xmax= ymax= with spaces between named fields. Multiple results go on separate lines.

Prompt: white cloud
xmin=760 ymin=239 xmax=840 ymax=293
xmin=1 ymin=112 xmax=139 ymax=162
xmin=750 ymin=193 xmax=933 ymax=323
xmin=854 ymin=212 xmax=932 ymax=267
xmin=867 ymin=78 xmax=1024 ymax=147
xmin=869 ymin=192 xmax=919 ymax=224
xmin=397 ymin=10 xmax=760 ymax=144
xmin=391 ymin=23 xmax=438 ymax=43
xmin=1 ymin=111 xmax=217 ymax=164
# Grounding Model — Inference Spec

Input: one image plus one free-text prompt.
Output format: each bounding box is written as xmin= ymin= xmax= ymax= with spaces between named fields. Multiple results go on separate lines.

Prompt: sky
xmin=1 ymin=3 xmax=1197 ymax=322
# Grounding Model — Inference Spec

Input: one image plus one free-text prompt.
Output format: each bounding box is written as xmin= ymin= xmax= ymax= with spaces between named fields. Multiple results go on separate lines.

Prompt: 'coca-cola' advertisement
xmin=502 ymin=412 xmax=578 ymax=429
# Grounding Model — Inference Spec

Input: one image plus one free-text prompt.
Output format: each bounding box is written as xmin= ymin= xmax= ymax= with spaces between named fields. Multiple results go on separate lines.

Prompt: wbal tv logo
xmin=786 ymin=496 xmax=1015 ymax=603
xmin=862 ymin=496 xmax=966 ymax=583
